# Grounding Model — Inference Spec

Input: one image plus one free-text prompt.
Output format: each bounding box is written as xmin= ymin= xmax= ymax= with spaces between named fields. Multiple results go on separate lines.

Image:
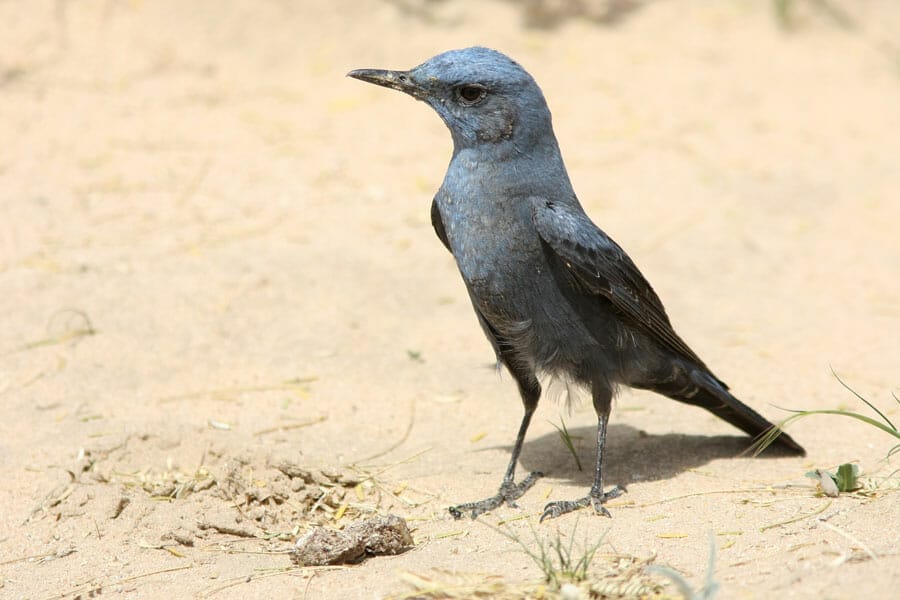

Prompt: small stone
xmin=346 ymin=514 xmax=414 ymax=555
xmin=290 ymin=514 xmax=413 ymax=566
xmin=291 ymin=527 xmax=365 ymax=566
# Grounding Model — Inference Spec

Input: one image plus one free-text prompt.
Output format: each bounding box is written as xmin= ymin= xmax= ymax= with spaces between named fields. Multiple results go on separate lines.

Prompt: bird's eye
xmin=456 ymin=84 xmax=487 ymax=106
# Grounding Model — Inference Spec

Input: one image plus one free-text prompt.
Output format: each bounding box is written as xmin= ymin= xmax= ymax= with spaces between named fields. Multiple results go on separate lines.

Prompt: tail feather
xmin=683 ymin=370 xmax=805 ymax=455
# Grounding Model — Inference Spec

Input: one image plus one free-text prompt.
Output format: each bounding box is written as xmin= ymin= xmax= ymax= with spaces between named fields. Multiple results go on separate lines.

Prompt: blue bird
xmin=349 ymin=47 xmax=804 ymax=521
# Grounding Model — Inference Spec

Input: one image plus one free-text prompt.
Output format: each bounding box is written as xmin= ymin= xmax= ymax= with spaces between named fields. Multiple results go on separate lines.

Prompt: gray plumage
xmin=349 ymin=47 xmax=804 ymax=521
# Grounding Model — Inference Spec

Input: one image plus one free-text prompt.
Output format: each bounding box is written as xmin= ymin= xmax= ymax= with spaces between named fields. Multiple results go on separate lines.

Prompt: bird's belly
xmin=462 ymin=252 xmax=611 ymax=375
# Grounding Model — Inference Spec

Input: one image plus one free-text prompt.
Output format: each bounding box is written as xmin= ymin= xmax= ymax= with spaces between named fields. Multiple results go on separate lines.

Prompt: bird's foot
xmin=448 ymin=471 xmax=543 ymax=519
xmin=540 ymin=484 xmax=625 ymax=522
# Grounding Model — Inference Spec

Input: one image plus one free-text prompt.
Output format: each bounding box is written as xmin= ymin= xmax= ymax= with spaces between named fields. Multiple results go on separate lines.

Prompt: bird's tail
xmin=646 ymin=368 xmax=806 ymax=455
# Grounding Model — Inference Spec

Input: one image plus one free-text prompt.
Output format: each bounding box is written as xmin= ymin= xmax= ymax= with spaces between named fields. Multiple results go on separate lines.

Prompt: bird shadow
xmin=489 ymin=423 xmax=799 ymax=488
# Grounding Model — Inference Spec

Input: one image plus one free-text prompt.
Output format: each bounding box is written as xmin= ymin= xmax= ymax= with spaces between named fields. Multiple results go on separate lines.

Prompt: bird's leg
xmin=541 ymin=387 xmax=624 ymax=522
xmin=449 ymin=374 xmax=543 ymax=519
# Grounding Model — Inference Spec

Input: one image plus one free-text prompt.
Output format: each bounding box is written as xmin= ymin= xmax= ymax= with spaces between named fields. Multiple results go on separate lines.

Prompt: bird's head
xmin=349 ymin=47 xmax=553 ymax=151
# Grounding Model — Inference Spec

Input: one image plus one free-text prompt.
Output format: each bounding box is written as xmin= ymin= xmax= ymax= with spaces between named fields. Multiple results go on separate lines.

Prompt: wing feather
xmin=531 ymin=197 xmax=706 ymax=368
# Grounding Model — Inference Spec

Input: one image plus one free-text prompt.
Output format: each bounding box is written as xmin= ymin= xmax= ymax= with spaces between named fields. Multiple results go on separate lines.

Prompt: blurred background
xmin=1 ymin=1 xmax=898 ymax=598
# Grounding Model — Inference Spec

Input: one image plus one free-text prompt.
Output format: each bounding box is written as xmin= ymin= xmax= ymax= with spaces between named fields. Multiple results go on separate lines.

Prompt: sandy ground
xmin=2 ymin=1 xmax=899 ymax=598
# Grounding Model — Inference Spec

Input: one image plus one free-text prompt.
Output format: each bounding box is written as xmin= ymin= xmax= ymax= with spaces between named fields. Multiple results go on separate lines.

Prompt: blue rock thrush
xmin=348 ymin=47 xmax=804 ymax=521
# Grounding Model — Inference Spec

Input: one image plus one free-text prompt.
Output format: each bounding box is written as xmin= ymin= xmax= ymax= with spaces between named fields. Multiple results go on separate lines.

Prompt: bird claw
xmin=540 ymin=485 xmax=625 ymax=522
xmin=449 ymin=471 xmax=543 ymax=519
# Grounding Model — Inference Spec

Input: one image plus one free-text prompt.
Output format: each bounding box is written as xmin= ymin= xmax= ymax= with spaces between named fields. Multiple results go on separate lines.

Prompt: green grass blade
xmin=752 ymin=408 xmax=900 ymax=457
xmin=550 ymin=417 xmax=583 ymax=471
xmin=831 ymin=367 xmax=896 ymax=431
xmin=790 ymin=409 xmax=899 ymax=438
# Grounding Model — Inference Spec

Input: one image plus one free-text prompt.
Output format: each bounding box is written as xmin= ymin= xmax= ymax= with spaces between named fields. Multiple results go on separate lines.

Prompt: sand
xmin=1 ymin=1 xmax=898 ymax=598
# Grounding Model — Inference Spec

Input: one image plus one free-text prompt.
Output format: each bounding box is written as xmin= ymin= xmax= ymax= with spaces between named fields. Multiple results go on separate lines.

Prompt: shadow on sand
xmin=477 ymin=423 xmax=798 ymax=489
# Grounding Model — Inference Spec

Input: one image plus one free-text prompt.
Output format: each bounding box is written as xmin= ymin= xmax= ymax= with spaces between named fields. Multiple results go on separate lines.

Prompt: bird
xmin=348 ymin=47 xmax=805 ymax=521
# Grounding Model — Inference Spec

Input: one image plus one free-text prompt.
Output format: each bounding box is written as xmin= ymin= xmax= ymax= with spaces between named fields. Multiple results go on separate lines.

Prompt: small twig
xmin=200 ymin=565 xmax=345 ymax=598
xmin=42 ymin=565 xmax=193 ymax=600
xmin=634 ymin=487 xmax=802 ymax=508
xmin=355 ymin=399 xmax=416 ymax=463
xmin=10 ymin=309 xmax=96 ymax=355
xmin=1 ymin=548 xmax=73 ymax=566
xmin=819 ymin=521 xmax=878 ymax=561
xmin=197 ymin=520 xmax=259 ymax=539
xmin=159 ymin=378 xmax=317 ymax=403
xmin=253 ymin=415 xmax=327 ymax=436
xmin=345 ymin=448 xmax=436 ymax=508
xmin=760 ymin=500 xmax=833 ymax=531
xmin=350 ymin=448 xmax=433 ymax=483
xmin=307 ymin=488 xmax=334 ymax=516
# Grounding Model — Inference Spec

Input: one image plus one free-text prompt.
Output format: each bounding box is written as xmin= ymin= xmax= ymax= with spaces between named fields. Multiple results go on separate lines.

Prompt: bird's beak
xmin=347 ymin=68 xmax=425 ymax=99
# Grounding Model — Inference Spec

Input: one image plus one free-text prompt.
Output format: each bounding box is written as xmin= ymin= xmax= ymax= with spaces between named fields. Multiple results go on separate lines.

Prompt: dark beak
xmin=347 ymin=68 xmax=424 ymax=98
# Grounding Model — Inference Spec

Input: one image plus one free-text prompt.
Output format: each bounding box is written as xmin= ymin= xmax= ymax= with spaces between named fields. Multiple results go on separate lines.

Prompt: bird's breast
xmin=436 ymin=188 xmax=549 ymax=321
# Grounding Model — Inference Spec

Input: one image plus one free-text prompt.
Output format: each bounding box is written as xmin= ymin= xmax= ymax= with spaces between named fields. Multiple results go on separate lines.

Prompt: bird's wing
xmin=431 ymin=199 xmax=451 ymax=251
xmin=531 ymin=196 xmax=706 ymax=367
